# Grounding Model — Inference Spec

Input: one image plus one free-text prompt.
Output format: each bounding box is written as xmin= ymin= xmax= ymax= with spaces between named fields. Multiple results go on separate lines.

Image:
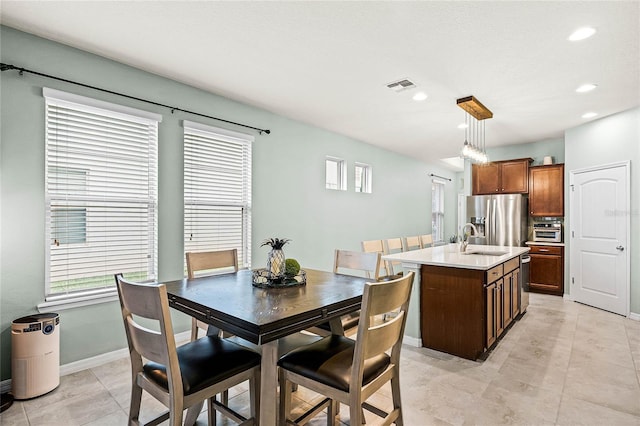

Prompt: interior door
xmin=570 ymin=162 xmax=630 ymax=316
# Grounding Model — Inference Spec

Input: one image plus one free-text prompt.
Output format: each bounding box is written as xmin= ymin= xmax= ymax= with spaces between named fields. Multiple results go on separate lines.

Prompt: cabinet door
xmin=530 ymin=253 xmax=564 ymax=295
xmin=529 ymin=164 xmax=564 ymax=216
xmin=511 ymin=268 xmax=520 ymax=318
xmin=495 ymin=278 xmax=504 ymax=336
xmin=486 ymin=282 xmax=497 ymax=348
xmin=503 ymin=272 xmax=513 ymax=327
xmin=472 ymin=163 xmax=500 ymax=195
xmin=500 ymin=160 xmax=529 ymax=193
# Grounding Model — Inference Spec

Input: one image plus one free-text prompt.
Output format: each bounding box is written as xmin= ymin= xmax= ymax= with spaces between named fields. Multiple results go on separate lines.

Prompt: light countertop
xmin=382 ymin=244 xmax=530 ymax=271
xmin=525 ymin=241 xmax=565 ymax=247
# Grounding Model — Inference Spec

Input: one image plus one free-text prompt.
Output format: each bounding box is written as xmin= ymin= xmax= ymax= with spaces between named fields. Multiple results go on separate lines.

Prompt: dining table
xmin=163 ymin=268 xmax=370 ymax=425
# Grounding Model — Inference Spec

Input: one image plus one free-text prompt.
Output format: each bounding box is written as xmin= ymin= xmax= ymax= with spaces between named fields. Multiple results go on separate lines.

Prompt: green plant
xmin=261 ymin=237 xmax=291 ymax=249
xmin=285 ymin=258 xmax=301 ymax=276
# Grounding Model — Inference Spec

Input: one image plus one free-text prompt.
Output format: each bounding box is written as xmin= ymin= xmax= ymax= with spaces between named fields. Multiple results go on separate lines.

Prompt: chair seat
xmin=143 ymin=336 xmax=261 ymax=395
xmin=278 ymin=334 xmax=389 ymax=392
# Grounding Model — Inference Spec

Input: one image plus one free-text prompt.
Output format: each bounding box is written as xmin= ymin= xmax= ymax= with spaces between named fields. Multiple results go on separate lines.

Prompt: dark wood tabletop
xmin=164 ymin=268 xmax=369 ymax=345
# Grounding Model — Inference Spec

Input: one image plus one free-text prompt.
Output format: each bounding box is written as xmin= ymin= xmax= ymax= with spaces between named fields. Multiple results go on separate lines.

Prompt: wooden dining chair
xmin=186 ymin=249 xmax=239 ymax=341
xmin=278 ymin=271 xmax=415 ymax=426
xmin=115 ymin=274 xmax=261 ymax=426
xmin=420 ymin=234 xmax=434 ymax=248
xmin=311 ymin=250 xmax=382 ymax=337
xmin=361 ymin=239 xmax=393 ymax=277
xmin=383 ymin=237 xmax=405 ymax=277
xmin=403 ymin=235 xmax=422 ymax=251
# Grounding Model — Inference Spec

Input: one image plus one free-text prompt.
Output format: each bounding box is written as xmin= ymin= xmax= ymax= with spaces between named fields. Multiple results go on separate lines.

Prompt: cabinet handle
xmin=539 ymin=249 xmax=549 ymax=252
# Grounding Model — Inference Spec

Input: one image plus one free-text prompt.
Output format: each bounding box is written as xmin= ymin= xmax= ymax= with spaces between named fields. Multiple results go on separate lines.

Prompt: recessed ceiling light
xmin=576 ymin=83 xmax=597 ymax=93
xmin=582 ymin=112 xmax=598 ymax=119
xmin=457 ymin=123 xmax=468 ymax=129
xmin=412 ymin=91 xmax=428 ymax=101
xmin=569 ymin=27 xmax=596 ymax=41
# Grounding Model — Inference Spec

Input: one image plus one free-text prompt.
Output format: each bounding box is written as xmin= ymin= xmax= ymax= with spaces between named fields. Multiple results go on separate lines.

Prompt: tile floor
xmin=2 ymin=293 xmax=640 ymax=425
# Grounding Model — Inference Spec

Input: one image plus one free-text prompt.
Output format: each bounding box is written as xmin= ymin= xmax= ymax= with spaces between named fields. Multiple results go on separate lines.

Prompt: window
xmin=431 ymin=179 xmax=446 ymax=243
xmin=44 ymin=88 xmax=161 ymax=299
xmin=325 ymin=157 xmax=346 ymax=190
xmin=354 ymin=162 xmax=372 ymax=193
xmin=184 ymin=121 xmax=252 ymax=270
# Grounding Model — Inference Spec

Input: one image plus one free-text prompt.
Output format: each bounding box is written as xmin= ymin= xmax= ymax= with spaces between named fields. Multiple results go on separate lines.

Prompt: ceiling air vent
xmin=386 ymin=78 xmax=416 ymax=92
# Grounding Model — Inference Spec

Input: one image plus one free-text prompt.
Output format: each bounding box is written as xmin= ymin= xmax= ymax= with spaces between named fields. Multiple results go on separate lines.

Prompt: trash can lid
xmin=13 ymin=313 xmax=59 ymax=324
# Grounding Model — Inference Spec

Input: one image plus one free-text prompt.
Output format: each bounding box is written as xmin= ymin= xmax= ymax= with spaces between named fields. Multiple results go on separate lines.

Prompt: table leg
xmin=259 ymin=340 xmax=279 ymax=425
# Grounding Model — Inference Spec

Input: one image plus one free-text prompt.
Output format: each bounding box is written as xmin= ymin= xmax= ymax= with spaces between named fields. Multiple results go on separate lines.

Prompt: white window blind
xmin=184 ymin=121 xmax=252 ymax=269
xmin=44 ymin=88 xmax=160 ymax=298
xmin=432 ymin=179 xmax=446 ymax=243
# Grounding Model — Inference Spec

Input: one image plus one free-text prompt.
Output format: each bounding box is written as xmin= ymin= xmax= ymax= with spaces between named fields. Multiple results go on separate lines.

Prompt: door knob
xmin=616 ymin=245 xmax=625 ymax=251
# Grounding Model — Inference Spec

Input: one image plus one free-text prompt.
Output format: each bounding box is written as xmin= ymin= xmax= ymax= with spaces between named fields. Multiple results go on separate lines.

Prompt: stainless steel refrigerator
xmin=466 ymin=194 xmax=528 ymax=247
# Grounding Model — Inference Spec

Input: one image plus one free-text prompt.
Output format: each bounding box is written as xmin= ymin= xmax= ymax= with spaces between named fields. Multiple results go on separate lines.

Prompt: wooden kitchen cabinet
xmin=529 ymin=164 xmax=564 ymax=217
xmin=529 ymin=244 xmax=564 ymax=295
xmin=472 ymin=158 xmax=532 ymax=195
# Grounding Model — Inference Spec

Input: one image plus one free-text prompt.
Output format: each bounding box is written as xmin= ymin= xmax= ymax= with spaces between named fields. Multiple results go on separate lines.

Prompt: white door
xmin=570 ymin=162 xmax=630 ymax=316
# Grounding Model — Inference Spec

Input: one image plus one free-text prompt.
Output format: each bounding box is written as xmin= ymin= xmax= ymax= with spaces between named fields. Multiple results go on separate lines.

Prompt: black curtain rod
xmin=0 ymin=63 xmax=271 ymax=135
xmin=429 ymin=173 xmax=452 ymax=182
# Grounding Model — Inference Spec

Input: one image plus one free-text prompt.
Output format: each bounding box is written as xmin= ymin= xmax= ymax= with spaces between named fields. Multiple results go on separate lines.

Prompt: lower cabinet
xmin=485 ymin=257 xmax=520 ymax=349
xmin=529 ymin=245 xmax=564 ymax=295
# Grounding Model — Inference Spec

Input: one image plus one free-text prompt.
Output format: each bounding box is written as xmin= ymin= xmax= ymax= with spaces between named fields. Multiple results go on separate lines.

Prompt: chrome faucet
xmin=460 ymin=223 xmax=478 ymax=252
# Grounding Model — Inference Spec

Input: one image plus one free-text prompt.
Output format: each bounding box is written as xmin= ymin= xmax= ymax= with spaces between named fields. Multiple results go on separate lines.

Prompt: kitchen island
xmin=383 ymin=244 xmax=529 ymax=360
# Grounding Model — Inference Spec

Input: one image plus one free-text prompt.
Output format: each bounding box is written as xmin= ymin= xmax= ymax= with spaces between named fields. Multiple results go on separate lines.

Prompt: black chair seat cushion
xmin=278 ymin=334 xmax=390 ymax=392
xmin=143 ymin=336 xmax=261 ymax=395
xmin=316 ymin=313 xmax=360 ymax=332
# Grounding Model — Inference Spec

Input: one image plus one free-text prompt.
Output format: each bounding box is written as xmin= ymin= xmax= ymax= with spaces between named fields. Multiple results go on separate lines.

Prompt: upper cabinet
xmin=529 ymin=164 xmax=564 ymax=217
xmin=472 ymin=158 xmax=532 ymax=195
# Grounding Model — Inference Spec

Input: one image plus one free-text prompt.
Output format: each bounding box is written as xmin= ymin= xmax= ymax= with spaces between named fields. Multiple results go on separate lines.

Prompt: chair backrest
xmin=361 ymin=239 xmax=389 ymax=276
xmin=334 ymin=249 xmax=381 ymax=280
xmin=420 ymin=234 xmax=433 ymax=248
xmin=351 ymin=271 xmax=415 ymax=386
xmin=186 ymin=249 xmax=239 ymax=279
xmin=115 ymin=274 xmax=183 ymax=394
xmin=403 ymin=236 xmax=421 ymax=251
xmin=383 ymin=238 xmax=404 ymax=276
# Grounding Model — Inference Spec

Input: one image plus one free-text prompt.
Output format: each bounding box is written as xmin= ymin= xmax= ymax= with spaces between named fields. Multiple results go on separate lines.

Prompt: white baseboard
xmin=402 ymin=335 xmax=421 ymax=347
xmin=629 ymin=312 xmax=640 ymax=321
xmin=1 ymin=330 xmax=191 ymax=394
xmin=563 ymin=293 xmax=575 ymax=301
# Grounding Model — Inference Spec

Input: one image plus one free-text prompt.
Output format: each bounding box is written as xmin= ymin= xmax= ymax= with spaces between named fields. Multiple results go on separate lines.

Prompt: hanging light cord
xmin=0 ymin=62 xmax=271 ymax=135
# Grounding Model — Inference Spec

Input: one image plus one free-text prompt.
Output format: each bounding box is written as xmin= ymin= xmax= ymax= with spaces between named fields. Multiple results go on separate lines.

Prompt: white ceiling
xmin=1 ymin=1 xmax=638 ymax=170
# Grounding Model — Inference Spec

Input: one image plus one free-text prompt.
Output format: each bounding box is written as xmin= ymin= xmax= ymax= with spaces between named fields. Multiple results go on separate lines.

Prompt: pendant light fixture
xmin=457 ymin=96 xmax=492 ymax=163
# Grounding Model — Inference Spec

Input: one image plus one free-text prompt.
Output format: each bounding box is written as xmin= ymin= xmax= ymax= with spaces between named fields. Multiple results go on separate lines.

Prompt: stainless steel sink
xmin=461 ymin=250 xmax=508 ymax=256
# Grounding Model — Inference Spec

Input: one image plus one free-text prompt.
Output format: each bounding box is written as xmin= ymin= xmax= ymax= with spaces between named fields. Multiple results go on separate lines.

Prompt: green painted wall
xmin=487 ymin=137 xmax=565 ymax=166
xmin=565 ymin=108 xmax=640 ymax=314
xmin=0 ymin=26 xmax=458 ymax=380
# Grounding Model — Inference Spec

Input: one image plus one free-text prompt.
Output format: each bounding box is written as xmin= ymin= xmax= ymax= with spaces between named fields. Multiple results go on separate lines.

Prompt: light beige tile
xmin=81 ymin=410 xmax=129 ymax=426
xmin=0 ymin=401 xmax=29 ymax=426
xmin=556 ymin=394 xmax=640 ymax=426
xmin=25 ymin=388 xmax=121 ymax=426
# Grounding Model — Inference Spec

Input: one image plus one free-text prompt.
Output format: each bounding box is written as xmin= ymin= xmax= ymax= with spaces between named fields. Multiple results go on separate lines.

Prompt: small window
xmin=325 ymin=157 xmax=346 ymax=190
xmin=354 ymin=163 xmax=372 ymax=193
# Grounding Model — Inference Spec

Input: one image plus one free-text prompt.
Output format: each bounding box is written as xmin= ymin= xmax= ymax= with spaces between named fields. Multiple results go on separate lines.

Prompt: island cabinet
xmin=529 ymin=164 xmax=564 ymax=217
xmin=421 ymin=256 xmax=521 ymax=360
xmin=472 ymin=158 xmax=532 ymax=195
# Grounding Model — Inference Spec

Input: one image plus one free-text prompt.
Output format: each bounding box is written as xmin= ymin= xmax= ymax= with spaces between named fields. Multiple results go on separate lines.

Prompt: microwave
xmin=533 ymin=223 xmax=562 ymax=243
